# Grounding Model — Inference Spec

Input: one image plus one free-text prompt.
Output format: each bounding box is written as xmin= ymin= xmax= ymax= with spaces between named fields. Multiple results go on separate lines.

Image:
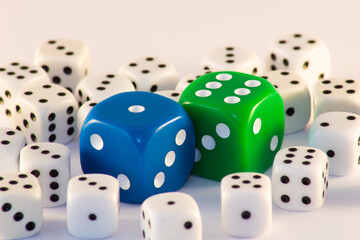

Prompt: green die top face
xmin=179 ymin=71 xmax=284 ymax=181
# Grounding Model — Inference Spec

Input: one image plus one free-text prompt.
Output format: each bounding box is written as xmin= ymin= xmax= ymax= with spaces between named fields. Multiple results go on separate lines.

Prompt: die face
xmin=77 ymin=100 xmax=100 ymax=137
xmin=199 ymin=46 xmax=262 ymax=75
xmin=0 ymin=172 xmax=42 ymax=239
xmin=265 ymin=33 xmax=331 ymax=86
xmin=80 ymin=92 xmax=195 ymax=203
xmin=261 ymin=70 xmax=311 ymax=133
xmin=34 ymin=39 xmax=90 ymax=93
xmin=19 ymin=143 xmax=70 ymax=207
xmin=0 ymin=127 xmax=26 ymax=173
xmin=118 ymin=57 xmax=179 ymax=92
xmin=141 ymin=192 xmax=202 ymax=240
xmin=313 ymin=78 xmax=360 ymax=117
xmin=179 ymin=71 xmax=284 ymax=181
xmin=12 ymin=82 xmax=78 ymax=144
xmin=67 ymin=174 xmax=119 ymax=239
xmin=0 ymin=62 xmax=49 ymax=123
xmin=75 ymin=73 xmax=135 ymax=106
xmin=309 ymin=111 xmax=360 ymax=176
xmin=272 ymin=146 xmax=329 ymax=211
xmin=175 ymin=70 xmax=212 ymax=92
xmin=221 ymin=173 xmax=271 ymax=237
xmin=154 ymin=90 xmax=181 ymax=102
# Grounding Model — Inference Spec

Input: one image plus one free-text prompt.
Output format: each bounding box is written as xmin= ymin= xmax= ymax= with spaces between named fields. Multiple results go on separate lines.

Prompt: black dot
xmin=142 ymin=69 xmax=150 ymax=74
xmin=48 ymin=124 xmax=56 ymax=132
xmin=294 ymin=34 xmax=302 ymax=38
xmin=102 ymin=80 xmax=110 ymax=85
xmin=302 ymin=161 xmax=311 ymax=165
xmin=171 ymin=93 xmax=180 ymax=97
xmin=30 ymin=113 xmax=36 ymax=121
xmin=2 ymin=203 xmax=11 ymax=212
xmin=242 ymin=180 xmax=251 ymax=184
xmin=31 ymin=170 xmax=40 ymax=178
xmin=252 ymin=68 xmax=258 ymax=75
xmin=14 ymin=212 xmax=24 ymax=221
xmin=284 ymin=159 xmax=292 ymax=164
xmin=89 ymin=182 xmax=97 ymax=186
xmin=302 ymin=177 xmax=311 ymax=185
xmin=146 ymin=57 xmax=154 ymax=61
xmin=150 ymin=85 xmax=157 ymax=92
xmin=25 ymin=222 xmax=36 ymax=231
xmin=17 ymin=75 xmax=25 ymax=79
xmin=23 ymin=119 xmax=29 ymax=128
xmin=67 ymin=117 xmax=74 ymax=125
xmin=232 ymin=185 xmax=240 ymax=189
xmin=304 ymin=155 xmax=313 ymax=159
xmin=58 ymin=92 xmax=66 ymax=96
xmin=142 ymin=230 xmax=145 ymax=239
xmin=50 ymin=182 xmax=59 ymax=190
xmin=41 ymin=65 xmax=49 ymax=72
xmin=89 ymin=214 xmax=97 ymax=221
xmin=293 ymin=46 xmax=301 ymax=50
xmin=39 ymin=99 xmax=48 ymax=103
xmin=0 ymin=187 xmax=8 ymax=191
xmin=31 ymin=134 xmax=37 ymax=142
xmin=347 ymin=89 xmax=355 ymax=94
xmin=50 ymin=194 xmax=59 ymax=202
xmin=1 ymin=140 xmax=9 ymax=145
xmin=43 ymin=84 xmax=51 ymax=89
xmin=281 ymin=195 xmax=290 ymax=203
xmin=347 ymin=116 xmax=356 ymax=120
xmin=302 ymin=196 xmax=311 ymax=205
xmin=226 ymin=59 xmax=234 ymax=63
xmin=334 ymin=85 xmax=343 ymax=89
xmin=24 ymin=91 xmax=33 ymax=95
xmin=307 ymin=149 xmax=316 ymax=153
xmin=270 ymin=53 xmax=276 ymax=61
xmin=11 ymin=62 xmax=19 ymax=66
xmin=67 ymin=106 xmax=74 ymax=114
xmin=5 ymin=109 xmax=11 ymax=117
xmin=308 ymin=40 xmax=316 ymax=44
xmin=63 ymin=67 xmax=72 ymax=75
xmin=187 ymin=80 xmax=193 ymax=83
xmin=226 ymin=53 xmax=234 ymax=57
xmin=303 ymin=61 xmax=309 ymax=69
xmin=89 ymin=102 xmax=97 ymax=107
xmin=0 ymin=97 xmax=3 ymax=104
xmin=52 ymin=76 xmax=61 ymax=84
xmin=290 ymin=80 xmax=299 ymax=85
xmin=97 ymin=86 xmax=105 ymax=91
xmin=30 ymin=70 xmax=38 ymax=74
xmin=142 ymin=211 xmax=145 ymax=219
xmin=279 ymin=40 xmax=287 ymax=44
xmin=99 ymin=186 xmax=107 ymax=190
xmin=271 ymin=65 xmax=277 ymax=70
xmin=167 ymin=201 xmax=175 ymax=205
xmin=158 ymin=64 xmax=166 ymax=68
xmin=226 ymin=47 xmax=234 ymax=51
xmin=288 ymin=147 xmax=297 ymax=152
xmin=67 ymin=127 xmax=75 ymax=136
xmin=129 ymin=63 xmax=137 ymax=67
xmin=285 ymin=154 xmax=295 ymax=158
xmin=241 ymin=211 xmax=251 ymax=220
xmin=184 ymin=221 xmax=193 ymax=229
xmin=283 ymin=59 xmax=289 ymax=66
xmin=286 ymin=107 xmax=295 ymax=116
xmin=132 ymin=81 xmax=137 ymax=89
xmin=7 ymin=72 xmax=15 ymax=76
xmin=48 ymin=113 xmax=56 ymax=121
xmin=0 ymin=68 xmax=5 ymax=71
xmin=49 ymin=134 xmax=56 ymax=142
xmin=6 ymin=131 xmax=14 ymax=136
xmin=320 ymin=122 xmax=329 ymax=127
xmin=319 ymin=74 xmax=324 ymax=80
xmin=232 ymin=175 xmax=240 ymax=179
xmin=41 ymin=150 xmax=50 ymax=154
xmin=253 ymin=184 xmax=261 ymax=188
xmin=57 ymin=46 xmax=65 ymax=50
xmin=49 ymin=169 xmax=59 ymax=177
xmin=346 ymin=79 xmax=354 ymax=84
xmin=66 ymin=52 xmax=74 ymax=56
xmin=52 ymin=154 xmax=61 ymax=159
xmin=9 ymin=180 xmax=18 ymax=185
xmin=327 ymin=150 xmax=335 ymax=158
xmin=281 ymin=176 xmax=290 ymax=184
xmin=253 ymin=175 xmax=261 ymax=179
xmin=5 ymin=91 xmax=11 ymax=98
xmin=19 ymin=174 xmax=27 ymax=178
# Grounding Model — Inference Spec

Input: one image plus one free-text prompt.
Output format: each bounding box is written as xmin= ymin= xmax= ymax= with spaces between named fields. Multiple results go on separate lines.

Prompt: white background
xmin=2 ymin=0 xmax=360 ymax=239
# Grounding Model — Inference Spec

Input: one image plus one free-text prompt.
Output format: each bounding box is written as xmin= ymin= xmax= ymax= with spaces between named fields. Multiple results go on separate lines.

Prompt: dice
xmin=19 ymin=142 xmax=70 ymax=207
xmin=272 ymin=146 xmax=329 ymax=211
xmin=175 ymin=70 xmax=212 ymax=92
xmin=309 ymin=111 xmax=360 ymax=176
xmin=12 ymin=82 xmax=78 ymax=144
xmin=0 ymin=62 xmax=49 ymax=124
xmin=265 ymin=33 xmax=331 ymax=87
xmin=0 ymin=172 xmax=42 ymax=239
xmin=118 ymin=56 xmax=179 ymax=92
xmin=0 ymin=127 xmax=26 ymax=173
xmin=67 ymin=174 xmax=119 ymax=238
xmin=221 ymin=172 xmax=271 ymax=237
xmin=199 ymin=46 xmax=262 ymax=75
xmin=179 ymin=72 xmax=284 ymax=181
xmin=154 ymin=90 xmax=181 ymax=102
xmin=34 ymin=39 xmax=90 ymax=93
xmin=77 ymin=100 xmax=100 ymax=136
xmin=75 ymin=73 xmax=135 ymax=106
xmin=140 ymin=192 xmax=202 ymax=240
xmin=261 ymin=70 xmax=311 ymax=134
xmin=80 ymin=92 xmax=195 ymax=203
xmin=313 ymin=78 xmax=360 ymax=117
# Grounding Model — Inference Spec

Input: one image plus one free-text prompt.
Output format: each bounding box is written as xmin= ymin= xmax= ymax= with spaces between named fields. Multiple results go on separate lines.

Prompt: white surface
xmin=2 ymin=0 xmax=360 ymax=239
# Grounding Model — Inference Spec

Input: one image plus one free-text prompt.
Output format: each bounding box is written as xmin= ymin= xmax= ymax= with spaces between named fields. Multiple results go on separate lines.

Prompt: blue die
xmin=79 ymin=91 xmax=195 ymax=203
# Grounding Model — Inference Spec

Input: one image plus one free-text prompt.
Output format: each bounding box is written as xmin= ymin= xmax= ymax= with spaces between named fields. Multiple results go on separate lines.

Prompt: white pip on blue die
xmin=140 ymin=192 xmax=202 ymax=240
xmin=272 ymin=146 xmax=329 ymax=211
xmin=118 ymin=56 xmax=179 ymax=92
xmin=221 ymin=172 xmax=271 ymax=238
xmin=199 ymin=46 xmax=262 ymax=75
xmin=75 ymin=73 xmax=135 ymax=106
xmin=261 ymin=70 xmax=311 ymax=134
xmin=309 ymin=111 xmax=360 ymax=176
xmin=0 ymin=172 xmax=42 ymax=239
xmin=0 ymin=127 xmax=26 ymax=174
xmin=34 ymin=39 xmax=90 ymax=93
xmin=67 ymin=174 xmax=119 ymax=239
xmin=77 ymin=100 xmax=100 ymax=137
xmin=0 ymin=62 xmax=49 ymax=124
xmin=19 ymin=142 xmax=70 ymax=207
xmin=265 ymin=33 xmax=331 ymax=87
xmin=175 ymin=70 xmax=212 ymax=92
xmin=313 ymin=78 xmax=360 ymax=117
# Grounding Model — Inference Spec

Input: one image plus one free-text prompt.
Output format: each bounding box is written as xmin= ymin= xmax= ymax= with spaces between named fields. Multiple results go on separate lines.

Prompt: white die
xmin=34 ymin=39 xmax=90 ymax=93
xmin=12 ymin=82 xmax=78 ymax=144
xmin=75 ymin=73 xmax=135 ymax=106
xmin=118 ymin=56 xmax=179 ymax=92
xmin=141 ymin=192 xmax=202 ymax=240
xmin=313 ymin=78 xmax=360 ymax=117
xmin=19 ymin=143 xmax=70 ymax=207
xmin=199 ymin=46 xmax=262 ymax=75
xmin=272 ymin=146 xmax=329 ymax=211
xmin=265 ymin=33 xmax=331 ymax=87
xmin=175 ymin=70 xmax=212 ymax=92
xmin=0 ymin=127 xmax=26 ymax=173
xmin=261 ymin=70 xmax=311 ymax=133
xmin=309 ymin=111 xmax=360 ymax=176
xmin=77 ymin=99 xmax=100 ymax=137
xmin=0 ymin=172 xmax=42 ymax=239
xmin=154 ymin=90 xmax=181 ymax=102
xmin=67 ymin=174 xmax=119 ymax=239
xmin=0 ymin=62 xmax=49 ymax=124
xmin=221 ymin=172 xmax=271 ymax=237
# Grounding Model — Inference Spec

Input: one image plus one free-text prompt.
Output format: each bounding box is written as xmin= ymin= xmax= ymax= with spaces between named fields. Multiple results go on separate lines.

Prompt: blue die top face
xmin=80 ymin=91 xmax=195 ymax=203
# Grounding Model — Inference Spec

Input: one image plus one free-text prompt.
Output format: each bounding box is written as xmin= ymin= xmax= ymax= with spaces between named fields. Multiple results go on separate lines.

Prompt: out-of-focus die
xmin=77 ymin=100 xmax=100 ymax=137
xmin=154 ymin=90 xmax=181 ymax=102
xmin=0 ymin=172 xmax=42 ymax=239
xmin=309 ymin=111 xmax=360 ymax=176
xmin=75 ymin=73 xmax=135 ymax=106
xmin=199 ymin=46 xmax=262 ymax=75
xmin=34 ymin=39 xmax=90 ymax=93
xmin=175 ymin=70 xmax=212 ymax=92
xmin=261 ymin=70 xmax=311 ymax=134
xmin=0 ymin=62 xmax=49 ymax=124
xmin=12 ymin=82 xmax=78 ymax=144
xmin=118 ymin=56 xmax=179 ymax=92
xmin=67 ymin=174 xmax=119 ymax=239
xmin=20 ymin=142 xmax=70 ymax=207
xmin=313 ymin=78 xmax=360 ymax=117
xmin=140 ymin=192 xmax=202 ymax=240
xmin=221 ymin=172 xmax=271 ymax=237
xmin=265 ymin=33 xmax=331 ymax=87
xmin=272 ymin=146 xmax=329 ymax=211
xmin=80 ymin=92 xmax=195 ymax=203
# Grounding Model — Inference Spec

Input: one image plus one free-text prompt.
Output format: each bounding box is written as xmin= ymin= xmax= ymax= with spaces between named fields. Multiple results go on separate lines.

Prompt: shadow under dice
xmin=179 ymin=72 xmax=284 ymax=181
xmin=80 ymin=92 xmax=195 ymax=203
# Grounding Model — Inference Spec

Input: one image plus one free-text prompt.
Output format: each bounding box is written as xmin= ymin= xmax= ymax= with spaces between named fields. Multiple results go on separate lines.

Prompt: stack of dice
xmin=0 ymin=32 xmax=356 ymax=239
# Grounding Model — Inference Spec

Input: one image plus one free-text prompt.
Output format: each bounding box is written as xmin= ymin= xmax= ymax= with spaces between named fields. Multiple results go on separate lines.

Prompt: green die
xmin=179 ymin=71 xmax=284 ymax=181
